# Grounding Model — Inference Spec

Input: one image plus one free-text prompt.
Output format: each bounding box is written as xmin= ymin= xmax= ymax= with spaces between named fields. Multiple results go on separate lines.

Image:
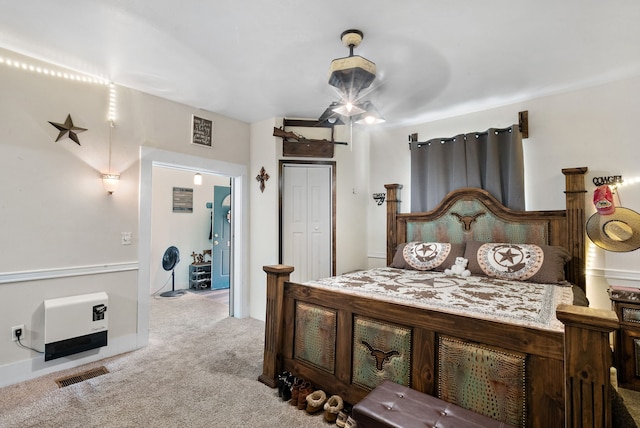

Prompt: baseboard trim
xmin=0 ymin=262 xmax=139 ymax=285
xmin=0 ymin=333 xmax=139 ymax=388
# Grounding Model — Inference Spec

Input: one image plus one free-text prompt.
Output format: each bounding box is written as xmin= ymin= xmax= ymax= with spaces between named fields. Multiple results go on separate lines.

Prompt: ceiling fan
xmin=318 ymin=29 xmax=385 ymax=126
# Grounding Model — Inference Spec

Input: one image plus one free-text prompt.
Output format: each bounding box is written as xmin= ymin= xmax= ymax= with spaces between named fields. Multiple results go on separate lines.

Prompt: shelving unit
xmin=189 ymin=263 xmax=211 ymax=290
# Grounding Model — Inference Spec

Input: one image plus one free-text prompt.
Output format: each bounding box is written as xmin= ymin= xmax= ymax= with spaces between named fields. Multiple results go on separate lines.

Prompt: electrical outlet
xmin=12 ymin=325 xmax=24 ymax=341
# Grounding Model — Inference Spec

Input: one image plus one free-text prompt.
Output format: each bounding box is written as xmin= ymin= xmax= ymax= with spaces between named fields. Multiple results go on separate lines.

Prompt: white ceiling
xmin=1 ymin=1 xmax=639 ymax=128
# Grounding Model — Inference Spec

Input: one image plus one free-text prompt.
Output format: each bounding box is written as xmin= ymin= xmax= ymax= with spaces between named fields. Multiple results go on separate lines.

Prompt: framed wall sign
xmin=191 ymin=115 xmax=213 ymax=148
xmin=173 ymin=187 xmax=193 ymax=213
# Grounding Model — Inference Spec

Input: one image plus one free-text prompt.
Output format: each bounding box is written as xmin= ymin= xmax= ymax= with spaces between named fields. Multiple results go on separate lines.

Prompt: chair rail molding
xmin=587 ymin=267 xmax=640 ymax=284
xmin=0 ymin=262 xmax=139 ymax=284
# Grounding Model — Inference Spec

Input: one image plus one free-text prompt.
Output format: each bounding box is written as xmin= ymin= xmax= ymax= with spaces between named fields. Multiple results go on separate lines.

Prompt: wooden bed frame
xmin=260 ymin=167 xmax=620 ymax=427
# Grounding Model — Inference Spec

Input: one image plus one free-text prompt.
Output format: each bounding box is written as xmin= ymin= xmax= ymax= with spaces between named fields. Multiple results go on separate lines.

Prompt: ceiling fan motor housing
xmin=328 ymin=56 xmax=376 ymax=100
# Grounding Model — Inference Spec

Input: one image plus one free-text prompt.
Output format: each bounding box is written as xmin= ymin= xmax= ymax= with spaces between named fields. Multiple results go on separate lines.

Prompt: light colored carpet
xmin=619 ymin=387 xmax=640 ymax=425
xmin=0 ymin=293 xmax=330 ymax=428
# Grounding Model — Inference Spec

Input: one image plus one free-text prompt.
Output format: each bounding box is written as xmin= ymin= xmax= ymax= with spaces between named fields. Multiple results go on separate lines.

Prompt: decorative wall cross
xmin=256 ymin=167 xmax=270 ymax=193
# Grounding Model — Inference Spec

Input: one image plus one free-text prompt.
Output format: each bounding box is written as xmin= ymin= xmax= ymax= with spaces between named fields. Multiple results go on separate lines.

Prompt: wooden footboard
xmin=260 ymin=267 xmax=618 ymax=428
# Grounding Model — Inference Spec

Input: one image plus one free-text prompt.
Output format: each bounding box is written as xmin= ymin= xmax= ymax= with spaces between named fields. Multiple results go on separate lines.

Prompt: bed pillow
xmin=390 ymin=242 xmax=465 ymax=272
xmin=464 ymin=241 xmax=571 ymax=284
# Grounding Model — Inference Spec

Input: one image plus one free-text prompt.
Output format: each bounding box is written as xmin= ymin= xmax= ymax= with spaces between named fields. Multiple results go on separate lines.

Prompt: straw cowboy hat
xmin=586 ymin=186 xmax=640 ymax=252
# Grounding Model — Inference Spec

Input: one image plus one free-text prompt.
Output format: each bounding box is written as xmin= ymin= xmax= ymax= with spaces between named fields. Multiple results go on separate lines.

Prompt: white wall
xmin=0 ymin=48 xmax=249 ymax=387
xmin=248 ymin=119 xmax=280 ymax=321
xmin=334 ymin=127 xmax=370 ymax=274
xmin=368 ymin=75 xmax=640 ymax=310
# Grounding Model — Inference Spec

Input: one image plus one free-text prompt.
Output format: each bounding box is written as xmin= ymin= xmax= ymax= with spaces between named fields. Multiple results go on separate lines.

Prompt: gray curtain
xmin=410 ymin=124 xmax=524 ymax=211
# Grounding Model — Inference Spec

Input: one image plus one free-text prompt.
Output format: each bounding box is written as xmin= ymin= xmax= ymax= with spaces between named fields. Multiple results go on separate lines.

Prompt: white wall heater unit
xmin=44 ymin=292 xmax=108 ymax=361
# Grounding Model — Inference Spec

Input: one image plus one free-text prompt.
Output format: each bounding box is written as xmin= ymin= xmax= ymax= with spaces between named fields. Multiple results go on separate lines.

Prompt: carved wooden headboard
xmin=385 ymin=167 xmax=588 ymax=292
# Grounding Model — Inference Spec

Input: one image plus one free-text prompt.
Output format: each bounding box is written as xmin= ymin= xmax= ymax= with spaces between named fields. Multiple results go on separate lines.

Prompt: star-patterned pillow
xmin=465 ymin=241 xmax=572 ymax=284
xmin=390 ymin=242 xmax=465 ymax=271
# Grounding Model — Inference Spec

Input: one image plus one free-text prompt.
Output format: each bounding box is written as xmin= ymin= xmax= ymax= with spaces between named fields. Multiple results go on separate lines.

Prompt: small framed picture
xmin=172 ymin=187 xmax=193 ymax=213
xmin=191 ymin=115 xmax=213 ymax=148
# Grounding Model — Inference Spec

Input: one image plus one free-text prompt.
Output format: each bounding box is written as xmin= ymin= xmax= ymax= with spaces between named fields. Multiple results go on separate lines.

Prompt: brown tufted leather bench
xmin=352 ymin=380 xmax=515 ymax=428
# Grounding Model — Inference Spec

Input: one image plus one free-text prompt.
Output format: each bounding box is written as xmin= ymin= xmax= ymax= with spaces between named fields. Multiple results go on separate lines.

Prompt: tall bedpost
xmin=259 ymin=264 xmax=294 ymax=387
xmin=385 ymin=184 xmax=402 ymax=266
xmin=556 ymin=305 xmax=618 ymax=428
xmin=562 ymin=167 xmax=588 ymax=293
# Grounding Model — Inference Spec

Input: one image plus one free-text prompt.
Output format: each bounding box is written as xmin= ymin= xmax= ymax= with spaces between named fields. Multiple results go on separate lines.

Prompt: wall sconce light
xmin=194 ymin=173 xmax=203 ymax=185
xmin=372 ymin=192 xmax=386 ymax=206
xmin=102 ymin=119 xmax=120 ymax=195
xmin=102 ymin=173 xmax=120 ymax=195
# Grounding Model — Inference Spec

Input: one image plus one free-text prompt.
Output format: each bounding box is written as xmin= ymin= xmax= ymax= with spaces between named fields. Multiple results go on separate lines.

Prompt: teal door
xmin=211 ymin=185 xmax=231 ymax=290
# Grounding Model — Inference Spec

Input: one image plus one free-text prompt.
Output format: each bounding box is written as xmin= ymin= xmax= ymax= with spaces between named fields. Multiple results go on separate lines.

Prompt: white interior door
xmin=283 ymin=164 xmax=332 ymax=283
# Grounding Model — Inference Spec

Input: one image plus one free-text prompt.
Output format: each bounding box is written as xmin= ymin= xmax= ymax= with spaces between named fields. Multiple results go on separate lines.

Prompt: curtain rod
xmin=410 ymin=126 xmax=515 ymax=149
xmin=408 ymin=110 xmax=528 ymax=149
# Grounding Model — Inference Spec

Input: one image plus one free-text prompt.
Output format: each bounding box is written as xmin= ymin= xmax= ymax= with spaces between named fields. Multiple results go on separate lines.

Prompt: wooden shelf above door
xmin=278 ymin=118 xmax=346 ymax=158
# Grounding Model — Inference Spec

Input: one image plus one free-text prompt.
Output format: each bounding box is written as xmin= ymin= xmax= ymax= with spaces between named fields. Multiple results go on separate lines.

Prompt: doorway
xmin=150 ymin=168 xmax=231 ymax=302
xmin=138 ymin=147 xmax=248 ymax=348
xmin=280 ymin=161 xmax=336 ymax=283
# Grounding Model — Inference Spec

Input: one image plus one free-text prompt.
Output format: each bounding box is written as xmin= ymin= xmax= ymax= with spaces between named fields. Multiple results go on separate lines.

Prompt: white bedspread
xmin=304 ymin=267 xmax=573 ymax=332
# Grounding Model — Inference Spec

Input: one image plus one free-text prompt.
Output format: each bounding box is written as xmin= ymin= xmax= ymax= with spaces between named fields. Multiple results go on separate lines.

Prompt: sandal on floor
xmin=345 ymin=416 xmax=357 ymax=427
xmin=336 ymin=407 xmax=352 ymax=427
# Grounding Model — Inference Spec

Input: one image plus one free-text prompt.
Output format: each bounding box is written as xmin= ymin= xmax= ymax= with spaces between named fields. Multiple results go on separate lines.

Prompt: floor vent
xmin=55 ymin=366 xmax=109 ymax=388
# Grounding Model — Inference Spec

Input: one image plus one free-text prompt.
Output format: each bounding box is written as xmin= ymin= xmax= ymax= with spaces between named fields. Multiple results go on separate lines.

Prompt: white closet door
xmin=283 ymin=165 xmax=332 ymax=283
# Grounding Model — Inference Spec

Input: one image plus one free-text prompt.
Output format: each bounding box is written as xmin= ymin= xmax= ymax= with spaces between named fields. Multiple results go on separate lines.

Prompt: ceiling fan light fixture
xmin=318 ymin=102 xmax=345 ymax=125
xmin=332 ymin=101 xmax=365 ymax=117
xmin=354 ymin=101 xmax=386 ymax=125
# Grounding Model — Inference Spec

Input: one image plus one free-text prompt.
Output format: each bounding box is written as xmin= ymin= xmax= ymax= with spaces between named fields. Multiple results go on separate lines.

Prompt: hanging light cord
xmin=108 ymin=120 xmax=114 ymax=174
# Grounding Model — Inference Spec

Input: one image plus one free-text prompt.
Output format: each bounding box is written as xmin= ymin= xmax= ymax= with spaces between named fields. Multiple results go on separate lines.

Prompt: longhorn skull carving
xmin=362 ymin=341 xmax=399 ymax=370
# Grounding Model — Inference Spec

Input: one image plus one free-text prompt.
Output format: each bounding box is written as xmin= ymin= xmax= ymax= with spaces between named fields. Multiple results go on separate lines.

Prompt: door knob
xmin=213 ymin=240 xmax=219 ymax=245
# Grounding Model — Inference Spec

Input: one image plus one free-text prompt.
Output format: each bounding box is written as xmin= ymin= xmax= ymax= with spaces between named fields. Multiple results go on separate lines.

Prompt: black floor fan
xmin=160 ymin=246 xmax=186 ymax=297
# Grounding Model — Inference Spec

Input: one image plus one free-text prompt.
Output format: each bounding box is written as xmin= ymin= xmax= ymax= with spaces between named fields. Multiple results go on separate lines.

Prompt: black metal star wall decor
xmin=48 ymin=114 xmax=87 ymax=146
